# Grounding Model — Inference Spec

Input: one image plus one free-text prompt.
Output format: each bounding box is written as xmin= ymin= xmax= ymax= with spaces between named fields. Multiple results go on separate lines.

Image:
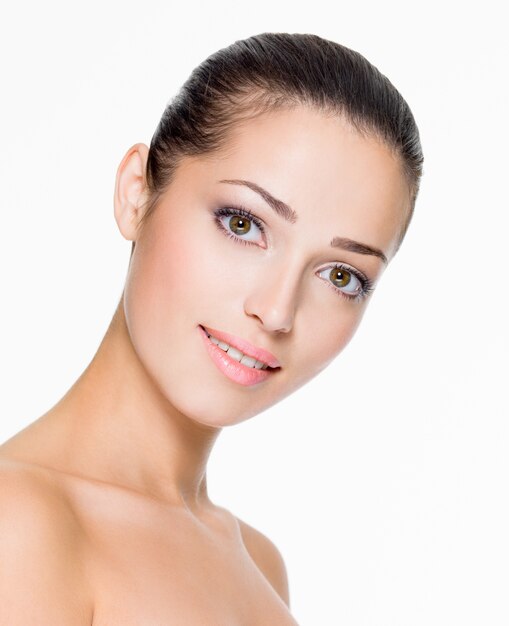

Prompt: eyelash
xmin=212 ymin=205 xmax=374 ymax=302
xmin=322 ymin=264 xmax=374 ymax=302
xmin=213 ymin=205 xmax=266 ymax=244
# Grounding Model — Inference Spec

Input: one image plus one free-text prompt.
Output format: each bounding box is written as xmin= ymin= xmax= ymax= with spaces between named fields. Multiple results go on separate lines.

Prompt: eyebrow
xmin=218 ymin=178 xmax=388 ymax=265
xmin=330 ymin=237 xmax=388 ymax=265
xmin=219 ymin=179 xmax=298 ymax=224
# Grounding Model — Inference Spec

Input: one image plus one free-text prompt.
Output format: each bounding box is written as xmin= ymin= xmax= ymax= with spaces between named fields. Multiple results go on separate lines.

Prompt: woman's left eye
xmin=317 ymin=264 xmax=368 ymax=300
xmin=213 ymin=206 xmax=265 ymax=245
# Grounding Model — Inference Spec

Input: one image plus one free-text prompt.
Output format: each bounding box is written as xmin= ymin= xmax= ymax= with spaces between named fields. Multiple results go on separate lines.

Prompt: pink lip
xmin=199 ymin=325 xmax=281 ymax=368
xmin=198 ymin=325 xmax=281 ymax=387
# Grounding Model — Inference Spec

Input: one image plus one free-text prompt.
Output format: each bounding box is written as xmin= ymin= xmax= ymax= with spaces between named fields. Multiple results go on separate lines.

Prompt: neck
xmin=8 ymin=294 xmax=222 ymax=512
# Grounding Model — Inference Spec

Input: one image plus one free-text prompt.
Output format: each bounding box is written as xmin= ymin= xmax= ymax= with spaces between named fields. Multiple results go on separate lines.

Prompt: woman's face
xmin=121 ymin=107 xmax=410 ymax=426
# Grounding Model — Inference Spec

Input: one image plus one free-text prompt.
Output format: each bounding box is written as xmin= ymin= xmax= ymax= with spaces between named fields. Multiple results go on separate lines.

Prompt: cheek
xmin=122 ymin=215 xmax=263 ymax=420
xmin=318 ymin=309 xmax=363 ymax=361
xmin=122 ymin=217 xmax=207 ymax=375
xmin=128 ymin=216 xmax=222 ymax=321
xmin=289 ymin=303 xmax=366 ymax=391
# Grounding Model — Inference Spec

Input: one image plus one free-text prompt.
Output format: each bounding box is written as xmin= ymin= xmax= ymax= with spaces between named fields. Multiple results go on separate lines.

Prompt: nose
xmin=243 ymin=263 xmax=300 ymax=334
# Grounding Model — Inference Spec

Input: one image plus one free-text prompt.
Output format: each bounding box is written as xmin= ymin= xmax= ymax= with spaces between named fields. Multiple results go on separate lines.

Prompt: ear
xmin=114 ymin=143 xmax=150 ymax=242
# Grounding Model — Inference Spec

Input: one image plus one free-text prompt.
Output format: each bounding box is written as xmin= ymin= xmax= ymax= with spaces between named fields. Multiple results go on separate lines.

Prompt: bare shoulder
xmin=234 ymin=514 xmax=291 ymax=607
xmin=0 ymin=459 xmax=94 ymax=624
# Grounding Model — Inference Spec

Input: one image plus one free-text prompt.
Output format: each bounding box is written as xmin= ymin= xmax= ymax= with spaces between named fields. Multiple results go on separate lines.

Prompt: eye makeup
xmin=211 ymin=204 xmax=375 ymax=302
xmin=213 ymin=205 xmax=266 ymax=246
xmin=317 ymin=263 xmax=374 ymax=302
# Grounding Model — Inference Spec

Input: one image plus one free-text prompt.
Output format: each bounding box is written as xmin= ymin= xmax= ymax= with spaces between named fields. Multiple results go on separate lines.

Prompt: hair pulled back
xmin=139 ymin=32 xmax=423 ymax=254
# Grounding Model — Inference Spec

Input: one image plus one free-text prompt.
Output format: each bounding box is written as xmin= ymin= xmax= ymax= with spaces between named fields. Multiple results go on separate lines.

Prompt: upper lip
xmin=200 ymin=325 xmax=281 ymax=369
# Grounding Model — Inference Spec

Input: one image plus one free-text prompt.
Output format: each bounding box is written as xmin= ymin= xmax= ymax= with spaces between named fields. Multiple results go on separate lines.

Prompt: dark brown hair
xmin=136 ymin=32 xmax=423 ymax=255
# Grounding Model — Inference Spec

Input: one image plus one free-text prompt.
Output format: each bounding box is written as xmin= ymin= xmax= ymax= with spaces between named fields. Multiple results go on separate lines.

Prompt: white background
xmin=1 ymin=2 xmax=507 ymax=624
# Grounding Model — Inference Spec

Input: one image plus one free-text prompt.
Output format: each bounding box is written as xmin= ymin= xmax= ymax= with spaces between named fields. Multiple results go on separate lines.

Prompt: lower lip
xmin=198 ymin=325 xmax=275 ymax=387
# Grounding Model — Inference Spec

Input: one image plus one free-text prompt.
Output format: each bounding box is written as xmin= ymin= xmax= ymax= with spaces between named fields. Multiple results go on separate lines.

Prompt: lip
xmin=198 ymin=325 xmax=279 ymax=387
xmin=199 ymin=325 xmax=281 ymax=368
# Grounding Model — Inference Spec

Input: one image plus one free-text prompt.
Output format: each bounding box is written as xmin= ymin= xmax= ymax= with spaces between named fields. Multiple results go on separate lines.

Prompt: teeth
xmin=240 ymin=355 xmax=257 ymax=368
xmin=226 ymin=346 xmax=243 ymax=361
xmin=205 ymin=329 xmax=269 ymax=370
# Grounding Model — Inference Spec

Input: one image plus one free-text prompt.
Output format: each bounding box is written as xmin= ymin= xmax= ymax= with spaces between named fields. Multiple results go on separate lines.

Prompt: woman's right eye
xmin=213 ymin=206 xmax=265 ymax=246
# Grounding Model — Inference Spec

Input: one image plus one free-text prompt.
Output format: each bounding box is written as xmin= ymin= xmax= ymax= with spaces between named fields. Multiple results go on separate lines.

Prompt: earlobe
xmin=113 ymin=143 xmax=150 ymax=241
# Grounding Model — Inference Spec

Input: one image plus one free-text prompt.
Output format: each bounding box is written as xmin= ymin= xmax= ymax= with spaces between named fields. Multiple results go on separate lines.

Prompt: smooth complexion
xmin=119 ymin=107 xmax=409 ymax=434
xmin=0 ymin=105 xmax=411 ymax=624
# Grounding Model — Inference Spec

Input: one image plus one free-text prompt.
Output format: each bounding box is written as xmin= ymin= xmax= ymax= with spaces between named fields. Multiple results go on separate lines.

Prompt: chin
xmin=170 ymin=392 xmax=260 ymax=429
xmin=171 ymin=366 xmax=294 ymax=427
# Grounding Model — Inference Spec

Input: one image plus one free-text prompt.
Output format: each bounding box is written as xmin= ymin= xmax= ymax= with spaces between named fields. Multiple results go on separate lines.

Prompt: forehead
xmin=184 ymin=106 xmax=410 ymax=259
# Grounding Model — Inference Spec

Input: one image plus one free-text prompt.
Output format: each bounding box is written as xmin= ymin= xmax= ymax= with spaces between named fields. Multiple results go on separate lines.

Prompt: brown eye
xmin=229 ymin=215 xmax=251 ymax=235
xmin=330 ymin=266 xmax=351 ymax=288
xmin=214 ymin=207 xmax=265 ymax=245
xmin=317 ymin=264 xmax=364 ymax=298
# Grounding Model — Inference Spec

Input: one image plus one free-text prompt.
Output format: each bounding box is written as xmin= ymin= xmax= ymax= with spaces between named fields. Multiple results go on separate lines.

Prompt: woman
xmin=0 ymin=33 xmax=423 ymax=624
